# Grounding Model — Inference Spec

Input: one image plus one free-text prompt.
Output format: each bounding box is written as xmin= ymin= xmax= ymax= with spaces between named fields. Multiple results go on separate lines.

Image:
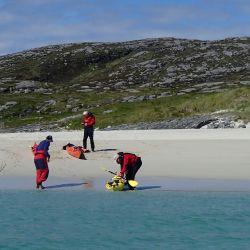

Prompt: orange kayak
xmin=63 ymin=143 xmax=89 ymax=159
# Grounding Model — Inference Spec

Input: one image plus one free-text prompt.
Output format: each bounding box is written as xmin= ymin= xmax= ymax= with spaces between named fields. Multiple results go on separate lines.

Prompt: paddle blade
xmin=127 ymin=180 xmax=138 ymax=187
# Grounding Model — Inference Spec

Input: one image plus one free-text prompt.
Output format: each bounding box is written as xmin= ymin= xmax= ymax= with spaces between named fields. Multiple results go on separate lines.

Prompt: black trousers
xmin=83 ymin=126 xmax=95 ymax=151
xmin=125 ymin=158 xmax=142 ymax=189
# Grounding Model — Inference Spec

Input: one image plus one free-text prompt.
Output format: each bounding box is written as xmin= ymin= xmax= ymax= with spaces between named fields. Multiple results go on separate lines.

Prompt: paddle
xmin=101 ymin=167 xmax=138 ymax=187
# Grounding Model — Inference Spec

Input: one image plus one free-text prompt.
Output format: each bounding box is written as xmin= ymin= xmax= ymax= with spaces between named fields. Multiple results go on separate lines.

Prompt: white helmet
xmin=83 ymin=111 xmax=88 ymax=116
xmin=113 ymin=152 xmax=123 ymax=163
xmin=113 ymin=153 xmax=120 ymax=163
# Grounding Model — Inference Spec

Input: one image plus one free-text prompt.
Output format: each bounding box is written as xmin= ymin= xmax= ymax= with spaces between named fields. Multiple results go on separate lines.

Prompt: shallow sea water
xmin=1 ymin=189 xmax=250 ymax=250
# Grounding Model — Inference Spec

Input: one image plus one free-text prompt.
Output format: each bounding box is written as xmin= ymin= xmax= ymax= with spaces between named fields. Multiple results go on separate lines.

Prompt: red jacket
xmin=120 ymin=153 xmax=140 ymax=177
xmin=82 ymin=115 xmax=96 ymax=127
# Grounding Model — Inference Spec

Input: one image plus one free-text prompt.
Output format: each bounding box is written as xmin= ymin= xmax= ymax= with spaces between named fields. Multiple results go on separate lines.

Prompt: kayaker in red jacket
xmin=81 ymin=111 xmax=96 ymax=152
xmin=114 ymin=152 xmax=142 ymax=190
xmin=33 ymin=135 xmax=53 ymax=190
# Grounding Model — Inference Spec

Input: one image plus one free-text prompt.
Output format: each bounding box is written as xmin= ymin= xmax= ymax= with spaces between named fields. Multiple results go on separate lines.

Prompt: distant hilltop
xmin=0 ymin=37 xmax=250 ymax=131
xmin=1 ymin=37 xmax=250 ymax=87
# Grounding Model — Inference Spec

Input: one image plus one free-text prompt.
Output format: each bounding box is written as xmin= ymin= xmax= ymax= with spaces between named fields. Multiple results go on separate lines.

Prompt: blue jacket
xmin=36 ymin=140 xmax=50 ymax=158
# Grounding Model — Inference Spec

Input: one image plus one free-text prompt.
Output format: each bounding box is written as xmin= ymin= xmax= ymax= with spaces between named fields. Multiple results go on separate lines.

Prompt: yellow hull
xmin=105 ymin=176 xmax=125 ymax=191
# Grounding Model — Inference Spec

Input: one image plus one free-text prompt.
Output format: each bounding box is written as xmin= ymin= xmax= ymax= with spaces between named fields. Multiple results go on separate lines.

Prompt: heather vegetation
xmin=0 ymin=37 xmax=249 ymax=131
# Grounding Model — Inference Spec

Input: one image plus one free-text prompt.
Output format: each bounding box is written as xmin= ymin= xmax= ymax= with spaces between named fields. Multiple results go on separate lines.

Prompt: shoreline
xmin=2 ymin=175 xmax=250 ymax=192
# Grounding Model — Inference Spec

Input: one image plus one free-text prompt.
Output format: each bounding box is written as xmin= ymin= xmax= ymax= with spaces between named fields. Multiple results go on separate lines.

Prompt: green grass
xmin=67 ymin=87 xmax=250 ymax=129
xmin=1 ymin=86 xmax=250 ymax=130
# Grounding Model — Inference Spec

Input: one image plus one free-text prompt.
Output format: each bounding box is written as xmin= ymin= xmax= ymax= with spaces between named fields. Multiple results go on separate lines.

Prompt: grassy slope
xmin=67 ymin=87 xmax=250 ymax=129
xmin=1 ymin=38 xmax=249 ymax=130
xmin=1 ymin=86 xmax=249 ymax=129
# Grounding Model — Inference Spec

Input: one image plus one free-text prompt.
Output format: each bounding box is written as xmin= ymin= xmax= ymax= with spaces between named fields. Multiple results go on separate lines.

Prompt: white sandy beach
xmin=0 ymin=129 xmax=250 ymax=191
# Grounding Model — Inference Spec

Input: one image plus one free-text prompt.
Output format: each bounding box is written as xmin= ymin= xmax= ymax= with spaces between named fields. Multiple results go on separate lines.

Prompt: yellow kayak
xmin=105 ymin=175 xmax=125 ymax=191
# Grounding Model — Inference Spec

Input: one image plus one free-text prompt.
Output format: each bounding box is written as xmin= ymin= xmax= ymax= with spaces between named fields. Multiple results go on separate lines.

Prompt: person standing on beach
xmin=81 ymin=111 xmax=96 ymax=152
xmin=33 ymin=135 xmax=53 ymax=190
xmin=114 ymin=152 xmax=142 ymax=190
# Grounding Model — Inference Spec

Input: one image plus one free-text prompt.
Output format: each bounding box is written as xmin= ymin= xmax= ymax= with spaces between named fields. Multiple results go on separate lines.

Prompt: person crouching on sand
xmin=33 ymin=135 xmax=53 ymax=190
xmin=114 ymin=152 xmax=142 ymax=190
xmin=81 ymin=111 xmax=96 ymax=152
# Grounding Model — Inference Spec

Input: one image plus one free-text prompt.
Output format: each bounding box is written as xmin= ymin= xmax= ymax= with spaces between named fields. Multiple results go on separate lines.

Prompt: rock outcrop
xmin=0 ymin=37 xmax=249 ymax=131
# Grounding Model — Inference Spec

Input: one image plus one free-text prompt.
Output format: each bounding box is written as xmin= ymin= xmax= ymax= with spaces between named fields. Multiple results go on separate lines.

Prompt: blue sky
xmin=0 ymin=0 xmax=250 ymax=55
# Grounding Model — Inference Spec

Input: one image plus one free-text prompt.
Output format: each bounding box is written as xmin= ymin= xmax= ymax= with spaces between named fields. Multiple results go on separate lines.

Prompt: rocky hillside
xmin=0 ymin=37 xmax=250 ymax=131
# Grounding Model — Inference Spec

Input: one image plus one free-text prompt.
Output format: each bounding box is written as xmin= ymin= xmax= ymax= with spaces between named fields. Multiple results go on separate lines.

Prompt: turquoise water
xmin=1 ymin=190 xmax=250 ymax=250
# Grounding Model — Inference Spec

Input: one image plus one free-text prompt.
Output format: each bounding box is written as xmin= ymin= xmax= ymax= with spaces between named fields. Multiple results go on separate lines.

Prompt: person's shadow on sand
xmin=46 ymin=182 xmax=87 ymax=189
xmin=136 ymin=185 xmax=161 ymax=191
xmin=95 ymin=148 xmax=117 ymax=152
